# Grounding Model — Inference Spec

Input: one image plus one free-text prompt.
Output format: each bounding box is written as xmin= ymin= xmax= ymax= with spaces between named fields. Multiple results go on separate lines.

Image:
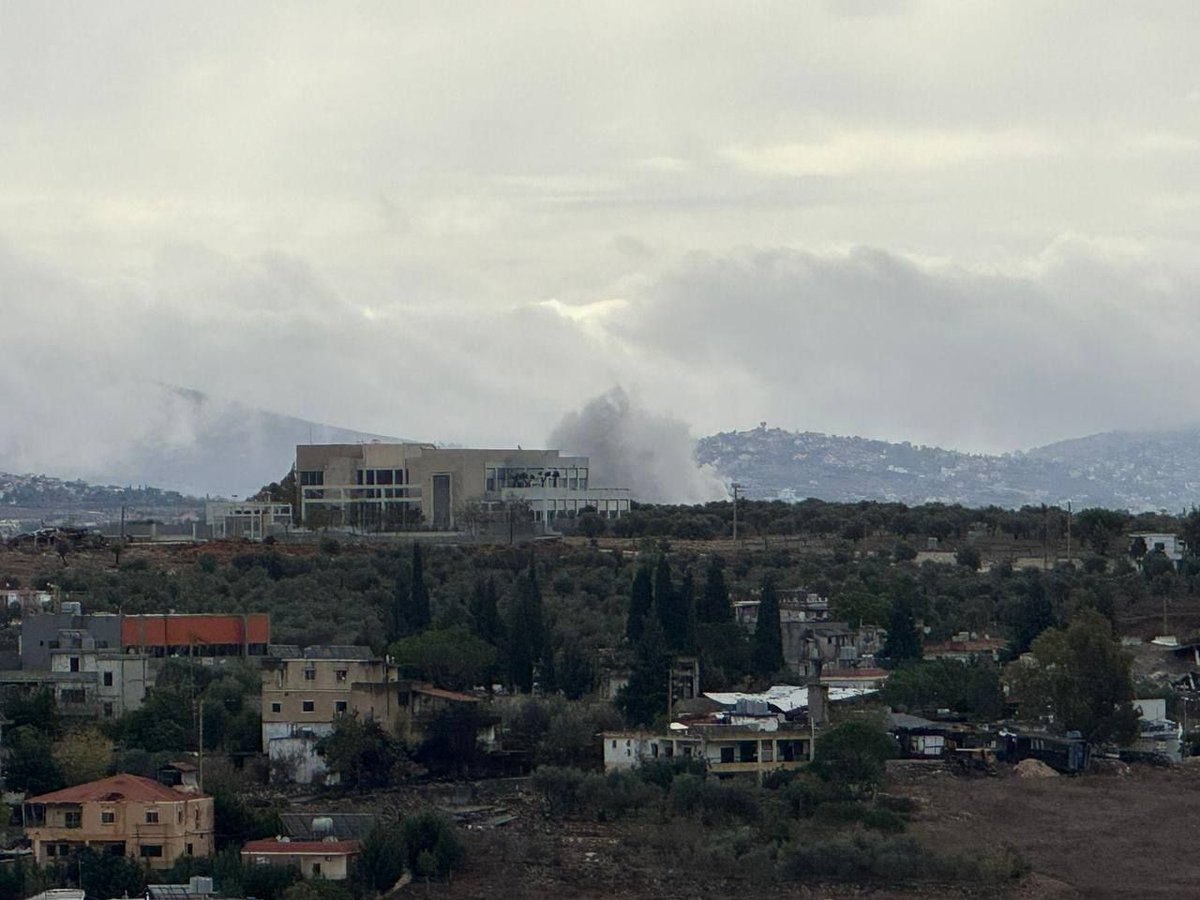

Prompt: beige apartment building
xmin=23 ymin=774 xmax=214 ymax=868
xmin=295 ymin=442 xmax=630 ymax=531
xmin=262 ymin=647 xmax=490 ymax=783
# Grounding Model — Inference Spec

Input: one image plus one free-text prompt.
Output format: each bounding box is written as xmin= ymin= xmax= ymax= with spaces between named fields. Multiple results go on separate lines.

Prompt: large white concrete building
xmin=295 ymin=442 xmax=630 ymax=532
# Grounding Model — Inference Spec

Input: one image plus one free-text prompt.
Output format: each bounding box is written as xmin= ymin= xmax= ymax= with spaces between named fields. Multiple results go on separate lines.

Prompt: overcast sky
xmin=5 ymin=1 xmax=1200 ymax=477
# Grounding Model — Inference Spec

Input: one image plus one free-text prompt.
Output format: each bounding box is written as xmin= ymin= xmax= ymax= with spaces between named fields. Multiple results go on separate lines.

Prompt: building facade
xmin=295 ymin=443 xmax=630 ymax=532
xmin=262 ymin=646 xmax=491 ymax=783
xmin=23 ymin=774 xmax=214 ymax=869
xmin=241 ymin=839 xmax=360 ymax=879
xmin=204 ymin=502 xmax=293 ymax=540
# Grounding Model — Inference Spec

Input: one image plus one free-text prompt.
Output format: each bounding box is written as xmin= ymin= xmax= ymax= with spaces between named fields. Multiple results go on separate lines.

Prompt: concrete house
xmin=262 ymin=646 xmax=492 ymax=783
xmin=23 ymin=774 xmax=214 ymax=869
xmin=241 ymin=839 xmax=360 ymax=880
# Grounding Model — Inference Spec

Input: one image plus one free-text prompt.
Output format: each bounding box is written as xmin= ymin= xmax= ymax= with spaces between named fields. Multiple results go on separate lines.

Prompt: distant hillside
xmin=697 ymin=425 xmax=1200 ymax=512
xmin=0 ymin=473 xmax=203 ymax=533
xmin=0 ymin=386 xmax=404 ymax=499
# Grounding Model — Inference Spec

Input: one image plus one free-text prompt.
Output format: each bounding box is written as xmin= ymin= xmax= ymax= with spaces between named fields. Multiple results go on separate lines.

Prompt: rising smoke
xmin=547 ymin=387 xmax=728 ymax=504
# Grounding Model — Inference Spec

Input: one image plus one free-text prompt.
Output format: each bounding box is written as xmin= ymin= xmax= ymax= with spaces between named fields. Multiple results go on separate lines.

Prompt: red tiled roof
xmin=121 ymin=614 xmax=269 ymax=648
xmin=27 ymin=774 xmax=200 ymax=805
xmin=242 ymin=840 xmax=360 ymax=855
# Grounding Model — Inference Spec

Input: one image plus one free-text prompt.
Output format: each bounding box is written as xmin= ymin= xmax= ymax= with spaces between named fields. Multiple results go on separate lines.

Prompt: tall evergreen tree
xmin=615 ymin=616 xmax=671 ymax=726
xmin=626 ymin=565 xmax=654 ymax=643
xmin=699 ymin=555 xmax=733 ymax=624
xmin=654 ymin=555 xmax=687 ymax=646
xmin=409 ymin=542 xmax=431 ymax=631
xmin=390 ymin=574 xmax=410 ymax=642
xmin=506 ymin=565 xmax=546 ymax=693
xmin=469 ymin=577 xmax=504 ymax=646
xmin=881 ymin=595 xmax=922 ymax=663
xmin=751 ymin=575 xmax=785 ymax=677
xmin=677 ymin=568 xmax=697 ymax=654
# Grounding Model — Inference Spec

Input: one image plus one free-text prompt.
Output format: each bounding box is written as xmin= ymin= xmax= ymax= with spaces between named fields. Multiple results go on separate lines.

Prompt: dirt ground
xmin=897 ymin=760 xmax=1200 ymax=900
xmin=365 ymin=762 xmax=1200 ymax=899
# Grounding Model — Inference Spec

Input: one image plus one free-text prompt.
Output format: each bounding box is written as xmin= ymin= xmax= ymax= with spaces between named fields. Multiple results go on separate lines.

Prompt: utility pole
xmin=731 ymin=483 xmax=742 ymax=543
xmin=197 ymin=699 xmax=205 ymax=793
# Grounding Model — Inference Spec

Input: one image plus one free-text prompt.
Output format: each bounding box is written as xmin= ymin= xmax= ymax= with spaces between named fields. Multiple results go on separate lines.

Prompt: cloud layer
xmin=5 ymin=4 xmax=1200 ymax=495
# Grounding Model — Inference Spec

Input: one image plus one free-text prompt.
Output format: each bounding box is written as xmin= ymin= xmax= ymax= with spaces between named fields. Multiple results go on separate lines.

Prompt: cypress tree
xmin=882 ymin=595 xmax=922 ymax=662
xmin=506 ymin=564 xmax=546 ymax=693
xmin=615 ymin=615 xmax=671 ymax=726
xmin=700 ymin=555 xmax=733 ymax=623
xmin=653 ymin=555 xmax=683 ymax=641
xmin=626 ymin=565 xmax=654 ymax=643
xmin=390 ymin=574 xmax=410 ymax=642
xmin=751 ymin=575 xmax=785 ymax=677
xmin=409 ymin=542 xmax=431 ymax=631
xmin=469 ymin=577 xmax=504 ymax=646
xmin=677 ymin=568 xmax=697 ymax=654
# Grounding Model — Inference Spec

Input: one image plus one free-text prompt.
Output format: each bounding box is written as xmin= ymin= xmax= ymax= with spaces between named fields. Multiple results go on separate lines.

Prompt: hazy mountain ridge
xmin=0 ymin=386 xmax=404 ymax=499
xmin=697 ymin=426 xmax=1200 ymax=512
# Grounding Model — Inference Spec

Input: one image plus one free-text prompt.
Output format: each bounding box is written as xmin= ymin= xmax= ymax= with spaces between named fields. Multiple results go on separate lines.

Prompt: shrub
xmin=811 ymin=720 xmax=897 ymax=798
xmin=861 ymin=807 xmax=907 ymax=834
xmin=874 ymin=793 xmax=920 ymax=817
xmin=400 ymin=812 xmax=465 ymax=879
xmin=779 ymin=833 xmax=1027 ymax=886
xmin=532 ymin=765 xmax=586 ymax=819
xmin=813 ymin=800 xmax=866 ymax=827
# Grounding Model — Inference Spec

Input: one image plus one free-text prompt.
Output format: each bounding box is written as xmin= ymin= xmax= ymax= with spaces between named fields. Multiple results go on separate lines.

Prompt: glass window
xmin=335 ymin=701 xmax=348 ymax=713
xmin=101 ymin=811 xmax=115 ymax=824
xmin=140 ymin=845 xmax=163 ymax=858
xmin=303 ymin=700 xmax=315 ymax=712
xmin=145 ymin=810 xmax=159 ymax=824
xmin=270 ymin=702 xmax=281 ymax=713
xmin=304 ymin=668 xmax=316 ymax=681
xmin=103 ymin=672 xmax=113 ymax=687
xmin=376 ymin=469 xmax=393 ymax=485
xmin=65 ymin=811 xmax=81 ymax=828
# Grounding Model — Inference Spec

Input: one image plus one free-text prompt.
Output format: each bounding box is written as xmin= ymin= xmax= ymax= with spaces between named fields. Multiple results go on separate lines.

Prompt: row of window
xmin=485 ymin=466 xmax=589 ymax=492
xmin=268 ymin=700 xmax=348 ymax=714
xmin=298 ymin=470 xmax=324 ymax=486
xmin=355 ymin=468 xmax=408 ymax=486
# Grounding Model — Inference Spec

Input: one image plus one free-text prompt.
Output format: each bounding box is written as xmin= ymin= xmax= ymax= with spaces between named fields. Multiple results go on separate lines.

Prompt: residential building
xmin=603 ymin=684 xmax=878 ymax=782
xmin=5 ymin=611 xmax=270 ymax=719
xmin=204 ymin=501 xmax=293 ymax=540
xmin=23 ymin=774 xmax=213 ymax=869
xmin=735 ymin=594 xmax=884 ymax=679
xmin=922 ymin=633 xmax=1007 ymax=664
xmin=241 ymin=839 xmax=360 ymax=880
xmin=1131 ymin=532 xmax=1187 ymax=563
xmin=295 ymin=442 xmax=630 ymax=532
xmin=261 ymin=646 xmax=492 ymax=783
xmin=21 ymin=611 xmax=270 ymax=670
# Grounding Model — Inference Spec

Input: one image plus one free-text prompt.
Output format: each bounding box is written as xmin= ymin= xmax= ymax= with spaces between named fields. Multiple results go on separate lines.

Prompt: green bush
xmin=400 ymin=812 xmax=465 ymax=879
xmin=813 ymin=800 xmax=866 ymax=827
xmin=779 ymin=833 xmax=1027 ymax=886
xmin=861 ymin=807 xmax=907 ymax=834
